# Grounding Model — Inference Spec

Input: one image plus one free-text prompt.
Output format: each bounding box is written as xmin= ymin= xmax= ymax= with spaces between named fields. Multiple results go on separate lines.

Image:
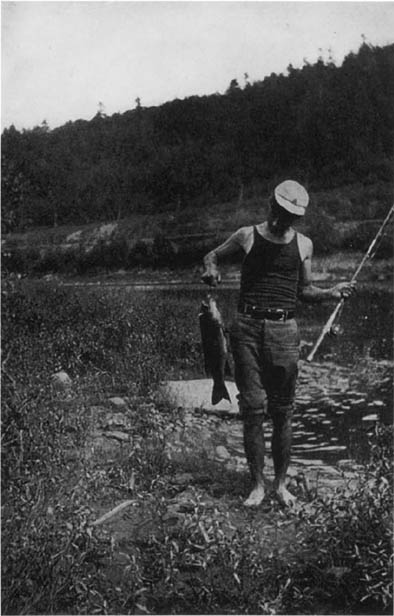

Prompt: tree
xmin=226 ymin=78 xmax=240 ymax=94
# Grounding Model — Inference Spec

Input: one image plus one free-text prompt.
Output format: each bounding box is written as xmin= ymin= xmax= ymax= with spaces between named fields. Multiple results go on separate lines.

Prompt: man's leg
xmin=243 ymin=413 xmax=266 ymax=506
xmin=270 ymin=403 xmax=296 ymax=506
xmin=230 ymin=317 xmax=267 ymax=506
xmin=263 ymin=319 xmax=299 ymax=506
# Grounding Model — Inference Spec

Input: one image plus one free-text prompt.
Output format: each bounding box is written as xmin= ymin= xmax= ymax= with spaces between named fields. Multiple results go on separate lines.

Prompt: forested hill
xmin=2 ymin=42 xmax=394 ymax=233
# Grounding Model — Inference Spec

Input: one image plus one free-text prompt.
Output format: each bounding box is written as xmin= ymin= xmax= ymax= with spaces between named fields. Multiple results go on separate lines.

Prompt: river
xmin=151 ymin=283 xmax=393 ymax=466
xmin=62 ymin=278 xmax=392 ymax=465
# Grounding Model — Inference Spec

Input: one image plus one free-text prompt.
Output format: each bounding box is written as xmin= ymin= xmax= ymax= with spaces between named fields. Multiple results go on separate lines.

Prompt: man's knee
xmin=237 ymin=388 xmax=267 ymax=422
xmin=268 ymin=394 xmax=294 ymax=424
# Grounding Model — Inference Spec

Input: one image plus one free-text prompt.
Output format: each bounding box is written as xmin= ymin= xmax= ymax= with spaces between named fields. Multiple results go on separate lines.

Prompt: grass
xmin=2 ymin=277 xmax=393 ymax=614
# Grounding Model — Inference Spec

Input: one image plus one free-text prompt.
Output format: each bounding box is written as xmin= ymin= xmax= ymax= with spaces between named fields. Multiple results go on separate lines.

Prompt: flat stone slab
xmin=162 ymin=379 xmax=240 ymax=415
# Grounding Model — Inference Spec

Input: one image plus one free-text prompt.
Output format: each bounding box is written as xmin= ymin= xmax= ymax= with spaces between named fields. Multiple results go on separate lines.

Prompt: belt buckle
xmin=269 ymin=308 xmax=286 ymax=321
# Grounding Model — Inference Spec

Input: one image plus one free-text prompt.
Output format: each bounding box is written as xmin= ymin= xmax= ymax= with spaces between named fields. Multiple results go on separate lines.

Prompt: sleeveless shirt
xmin=239 ymin=226 xmax=302 ymax=311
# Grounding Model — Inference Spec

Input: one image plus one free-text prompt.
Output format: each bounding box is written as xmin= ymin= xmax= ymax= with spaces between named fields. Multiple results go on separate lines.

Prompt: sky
xmin=2 ymin=1 xmax=394 ymax=131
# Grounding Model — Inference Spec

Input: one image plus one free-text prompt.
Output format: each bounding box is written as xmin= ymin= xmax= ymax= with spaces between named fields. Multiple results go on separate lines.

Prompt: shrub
xmin=302 ymin=205 xmax=343 ymax=255
xmin=344 ymin=220 xmax=393 ymax=258
xmin=128 ymin=239 xmax=154 ymax=267
xmin=280 ymin=424 xmax=393 ymax=614
xmin=1 ymin=278 xmax=175 ymax=614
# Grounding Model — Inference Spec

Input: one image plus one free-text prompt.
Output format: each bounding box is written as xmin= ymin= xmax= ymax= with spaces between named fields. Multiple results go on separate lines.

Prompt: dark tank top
xmin=239 ymin=226 xmax=302 ymax=311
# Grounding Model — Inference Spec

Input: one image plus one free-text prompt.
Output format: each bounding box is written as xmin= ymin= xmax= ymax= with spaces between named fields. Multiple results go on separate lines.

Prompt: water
xmin=155 ymin=284 xmax=393 ymax=465
xmin=65 ymin=280 xmax=393 ymax=465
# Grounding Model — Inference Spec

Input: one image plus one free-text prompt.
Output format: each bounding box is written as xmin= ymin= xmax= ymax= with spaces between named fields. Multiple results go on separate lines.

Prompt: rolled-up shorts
xmin=229 ymin=314 xmax=299 ymax=420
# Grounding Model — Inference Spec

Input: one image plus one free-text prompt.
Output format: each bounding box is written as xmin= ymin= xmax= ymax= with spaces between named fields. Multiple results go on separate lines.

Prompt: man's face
xmin=268 ymin=201 xmax=302 ymax=235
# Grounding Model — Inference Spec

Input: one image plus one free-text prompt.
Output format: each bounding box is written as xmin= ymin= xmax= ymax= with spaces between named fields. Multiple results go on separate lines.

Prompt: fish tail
xmin=212 ymin=382 xmax=231 ymax=405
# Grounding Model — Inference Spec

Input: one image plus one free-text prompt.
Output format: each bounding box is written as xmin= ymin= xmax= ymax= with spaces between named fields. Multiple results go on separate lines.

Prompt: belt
xmin=238 ymin=304 xmax=295 ymax=321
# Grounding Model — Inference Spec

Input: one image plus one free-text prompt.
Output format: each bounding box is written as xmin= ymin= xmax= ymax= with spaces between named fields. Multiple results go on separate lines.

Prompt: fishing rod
xmin=306 ymin=203 xmax=394 ymax=363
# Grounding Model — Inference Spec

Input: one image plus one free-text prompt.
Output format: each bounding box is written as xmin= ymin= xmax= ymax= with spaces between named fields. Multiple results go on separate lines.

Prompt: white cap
xmin=274 ymin=180 xmax=309 ymax=216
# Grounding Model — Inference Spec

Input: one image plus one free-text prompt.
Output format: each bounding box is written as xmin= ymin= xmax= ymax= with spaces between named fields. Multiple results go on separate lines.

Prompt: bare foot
xmin=244 ymin=484 xmax=265 ymax=507
xmin=275 ymin=485 xmax=296 ymax=507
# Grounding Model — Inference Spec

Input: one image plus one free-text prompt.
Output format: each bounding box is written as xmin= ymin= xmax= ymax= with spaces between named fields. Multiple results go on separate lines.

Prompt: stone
xmin=215 ymin=445 xmax=230 ymax=460
xmin=108 ymin=397 xmax=127 ymax=409
xmin=112 ymin=551 xmax=132 ymax=566
xmin=171 ymin=473 xmax=194 ymax=486
xmin=104 ymin=431 xmax=131 ymax=443
xmin=105 ymin=413 xmax=131 ymax=428
xmin=161 ymin=379 xmax=240 ymax=415
xmin=51 ymin=371 xmax=72 ymax=390
xmin=327 ymin=566 xmax=351 ymax=579
xmin=85 ymin=435 xmax=122 ymax=458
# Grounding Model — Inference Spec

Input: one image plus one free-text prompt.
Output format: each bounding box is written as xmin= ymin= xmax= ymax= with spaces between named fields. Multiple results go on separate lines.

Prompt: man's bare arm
xmin=202 ymin=230 xmax=245 ymax=286
xmin=299 ymin=239 xmax=356 ymax=302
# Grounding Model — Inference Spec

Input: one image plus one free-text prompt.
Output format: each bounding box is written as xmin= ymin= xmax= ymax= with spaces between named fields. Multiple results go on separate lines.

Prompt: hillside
xmin=2 ymin=42 xmax=393 ymax=236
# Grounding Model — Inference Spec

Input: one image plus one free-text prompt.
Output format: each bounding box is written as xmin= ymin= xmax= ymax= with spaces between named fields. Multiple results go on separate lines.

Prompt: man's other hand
xmin=201 ymin=270 xmax=221 ymax=287
xmin=332 ymin=281 xmax=357 ymax=300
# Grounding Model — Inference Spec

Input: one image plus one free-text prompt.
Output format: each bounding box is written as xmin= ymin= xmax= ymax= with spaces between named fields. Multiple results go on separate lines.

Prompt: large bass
xmin=199 ymin=295 xmax=231 ymax=405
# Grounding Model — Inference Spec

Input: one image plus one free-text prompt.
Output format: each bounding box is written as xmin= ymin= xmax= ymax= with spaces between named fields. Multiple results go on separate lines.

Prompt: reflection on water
xmin=203 ymin=358 xmax=392 ymax=468
xmin=70 ymin=281 xmax=393 ymax=466
xmin=292 ymin=359 xmax=392 ymax=465
xmin=156 ymin=285 xmax=393 ymax=466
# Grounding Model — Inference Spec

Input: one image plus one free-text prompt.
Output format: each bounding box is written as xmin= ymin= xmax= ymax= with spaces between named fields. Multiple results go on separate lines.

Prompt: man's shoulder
xmin=237 ymin=225 xmax=254 ymax=235
xmin=296 ymin=231 xmax=312 ymax=247
xmin=296 ymin=232 xmax=313 ymax=260
xmin=227 ymin=226 xmax=254 ymax=252
xmin=232 ymin=225 xmax=254 ymax=242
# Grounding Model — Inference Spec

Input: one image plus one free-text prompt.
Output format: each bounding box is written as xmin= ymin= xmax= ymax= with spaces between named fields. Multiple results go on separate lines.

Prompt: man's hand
xmin=331 ymin=281 xmax=357 ymax=300
xmin=201 ymin=270 xmax=221 ymax=287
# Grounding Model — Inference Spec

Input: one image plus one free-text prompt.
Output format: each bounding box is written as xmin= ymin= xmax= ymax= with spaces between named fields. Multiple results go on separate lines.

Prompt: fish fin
xmin=212 ymin=382 xmax=231 ymax=405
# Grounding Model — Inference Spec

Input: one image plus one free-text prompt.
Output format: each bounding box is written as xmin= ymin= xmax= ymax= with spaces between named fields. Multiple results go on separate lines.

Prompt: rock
xmin=362 ymin=413 xmax=379 ymax=421
xmin=337 ymin=459 xmax=364 ymax=472
xmin=161 ymin=508 xmax=181 ymax=525
xmin=51 ymin=371 xmax=72 ymax=390
xmin=64 ymin=448 xmax=80 ymax=462
xmin=161 ymin=379 xmax=240 ymax=415
xmin=171 ymin=473 xmax=194 ymax=486
xmin=108 ymin=397 xmax=127 ymax=409
xmin=43 ymin=273 xmax=58 ymax=281
xmin=327 ymin=566 xmax=351 ymax=579
xmin=89 ymin=405 xmax=107 ymax=414
xmin=85 ymin=435 xmax=122 ymax=458
xmin=215 ymin=445 xmax=230 ymax=460
xmin=112 ymin=551 xmax=131 ymax=566
xmin=104 ymin=431 xmax=131 ymax=443
xmin=105 ymin=413 xmax=131 ymax=429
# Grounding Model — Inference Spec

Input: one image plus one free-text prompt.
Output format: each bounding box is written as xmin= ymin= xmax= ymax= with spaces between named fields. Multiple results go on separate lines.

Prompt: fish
xmin=199 ymin=295 xmax=231 ymax=405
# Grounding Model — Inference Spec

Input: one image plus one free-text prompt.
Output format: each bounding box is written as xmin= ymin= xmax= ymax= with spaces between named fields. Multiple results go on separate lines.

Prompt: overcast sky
xmin=2 ymin=1 xmax=394 ymax=131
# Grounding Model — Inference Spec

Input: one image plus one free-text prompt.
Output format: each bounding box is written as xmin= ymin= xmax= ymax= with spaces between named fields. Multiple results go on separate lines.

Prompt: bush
xmin=128 ymin=239 xmax=154 ymax=267
xmin=302 ymin=205 xmax=343 ymax=255
xmin=1 ymin=277 xmax=175 ymax=614
xmin=344 ymin=220 xmax=393 ymax=258
xmin=136 ymin=424 xmax=392 ymax=615
xmin=280 ymin=424 xmax=393 ymax=614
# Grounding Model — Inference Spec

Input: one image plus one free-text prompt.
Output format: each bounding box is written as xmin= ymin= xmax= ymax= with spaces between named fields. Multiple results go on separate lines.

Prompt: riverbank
xmin=2 ymin=276 xmax=393 ymax=615
xmin=23 ymin=251 xmax=393 ymax=288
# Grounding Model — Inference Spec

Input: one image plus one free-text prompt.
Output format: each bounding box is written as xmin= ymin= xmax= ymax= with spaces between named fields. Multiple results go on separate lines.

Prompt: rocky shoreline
xmin=51 ymin=354 xmax=391 ymax=597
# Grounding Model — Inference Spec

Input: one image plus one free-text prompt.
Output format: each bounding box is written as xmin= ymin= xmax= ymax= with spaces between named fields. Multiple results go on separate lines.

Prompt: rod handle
xmin=306 ymin=299 xmax=344 ymax=362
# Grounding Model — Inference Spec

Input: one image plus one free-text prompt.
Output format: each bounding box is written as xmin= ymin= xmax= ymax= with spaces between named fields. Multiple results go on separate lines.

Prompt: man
xmin=202 ymin=180 xmax=355 ymax=507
